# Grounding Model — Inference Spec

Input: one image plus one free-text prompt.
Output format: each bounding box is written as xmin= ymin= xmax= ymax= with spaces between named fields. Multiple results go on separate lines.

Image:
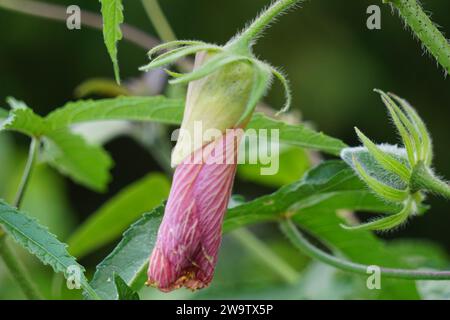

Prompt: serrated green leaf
xmin=89 ymin=203 xmax=165 ymax=300
xmin=43 ymin=97 xmax=344 ymax=157
xmin=68 ymin=173 xmax=170 ymax=258
xmin=0 ymin=100 xmax=44 ymax=137
xmin=42 ymin=129 xmax=113 ymax=192
xmin=0 ymin=201 xmax=85 ymax=285
xmin=114 ymin=273 xmax=140 ymax=300
xmin=247 ymin=114 xmax=347 ymax=156
xmin=99 ymin=0 xmax=124 ymax=84
xmin=45 ymin=96 xmax=184 ymax=130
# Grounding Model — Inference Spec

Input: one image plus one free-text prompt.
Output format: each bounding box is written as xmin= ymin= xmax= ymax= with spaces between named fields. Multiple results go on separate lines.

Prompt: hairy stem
xmin=141 ymin=0 xmax=177 ymax=42
xmin=232 ymin=229 xmax=300 ymax=284
xmin=234 ymin=0 xmax=302 ymax=47
xmin=281 ymin=219 xmax=450 ymax=280
xmin=411 ymin=162 xmax=450 ymax=198
xmin=0 ymin=236 xmax=43 ymax=299
xmin=0 ymin=0 xmax=158 ymax=50
xmin=386 ymin=0 xmax=450 ymax=74
xmin=14 ymin=138 xmax=39 ymax=208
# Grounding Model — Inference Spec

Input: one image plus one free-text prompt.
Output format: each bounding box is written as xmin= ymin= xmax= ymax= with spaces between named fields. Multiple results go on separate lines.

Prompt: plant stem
xmin=0 ymin=0 xmax=158 ymax=50
xmin=281 ymin=219 xmax=450 ymax=280
xmin=14 ymin=138 xmax=39 ymax=208
xmin=233 ymin=0 xmax=302 ymax=47
xmin=141 ymin=0 xmax=177 ymax=43
xmin=232 ymin=228 xmax=300 ymax=284
xmin=0 ymin=232 xmax=43 ymax=299
xmin=411 ymin=162 xmax=450 ymax=198
xmin=386 ymin=0 xmax=450 ymax=74
xmin=0 ymin=138 xmax=44 ymax=299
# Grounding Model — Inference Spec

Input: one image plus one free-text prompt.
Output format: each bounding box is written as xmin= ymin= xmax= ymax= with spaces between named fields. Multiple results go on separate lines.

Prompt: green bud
xmin=341 ymin=90 xmax=449 ymax=231
xmin=171 ymin=51 xmax=257 ymax=166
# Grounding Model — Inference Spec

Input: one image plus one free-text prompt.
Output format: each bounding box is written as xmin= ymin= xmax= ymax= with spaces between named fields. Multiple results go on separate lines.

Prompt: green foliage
xmin=0 ymin=96 xmax=182 ymax=191
xmin=68 ymin=173 xmax=170 ymax=258
xmin=91 ymin=161 xmax=405 ymax=299
xmin=0 ymin=201 xmax=91 ymax=294
xmin=42 ymin=129 xmax=113 ymax=192
xmin=45 ymin=96 xmax=184 ymax=129
xmin=247 ymin=114 xmax=348 ymax=156
xmin=114 ymin=274 xmax=140 ymax=300
xmin=238 ymin=146 xmax=311 ymax=188
xmin=99 ymin=0 xmax=124 ymax=84
xmin=0 ymin=99 xmax=45 ymax=137
xmin=225 ymin=161 xmax=392 ymax=231
xmin=89 ymin=204 xmax=165 ymax=300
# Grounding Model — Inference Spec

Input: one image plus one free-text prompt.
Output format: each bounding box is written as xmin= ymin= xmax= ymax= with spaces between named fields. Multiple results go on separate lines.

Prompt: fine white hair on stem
xmin=228 ymin=0 xmax=304 ymax=48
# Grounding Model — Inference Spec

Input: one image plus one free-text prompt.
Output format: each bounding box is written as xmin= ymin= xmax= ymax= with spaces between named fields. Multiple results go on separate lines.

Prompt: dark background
xmin=0 ymin=0 xmax=448 ymax=258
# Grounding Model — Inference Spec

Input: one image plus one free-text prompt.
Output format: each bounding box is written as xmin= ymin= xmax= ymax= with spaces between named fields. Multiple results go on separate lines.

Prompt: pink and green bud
xmin=147 ymin=129 xmax=242 ymax=291
xmin=143 ymin=0 xmax=303 ymax=292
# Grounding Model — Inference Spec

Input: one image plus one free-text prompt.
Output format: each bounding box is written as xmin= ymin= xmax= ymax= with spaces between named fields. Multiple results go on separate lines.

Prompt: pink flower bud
xmin=147 ymin=129 xmax=243 ymax=292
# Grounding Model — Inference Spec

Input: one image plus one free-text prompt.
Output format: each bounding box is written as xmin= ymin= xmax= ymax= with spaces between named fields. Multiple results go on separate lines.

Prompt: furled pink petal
xmin=147 ymin=129 xmax=243 ymax=292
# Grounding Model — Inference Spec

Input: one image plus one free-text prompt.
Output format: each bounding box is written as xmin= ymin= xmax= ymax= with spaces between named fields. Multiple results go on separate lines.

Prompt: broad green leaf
xmin=68 ymin=173 xmax=170 ymax=258
xmin=45 ymin=96 xmax=184 ymax=130
xmin=247 ymin=113 xmax=347 ymax=156
xmin=0 ymin=100 xmax=44 ymax=137
xmin=99 ymin=0 xmax=124 ymax=84
xmin=0 ymin=200 xmax=86 ymax=287
xmin=225 ymin=161 xmax=378 ymax=231
xmin=44 ymin=97 xmax=344 ymax=157
xmin=341 ymin=144 xmax=408 ymax=190
xmin=89 ymin=204 xmax=165 ymax=300
xmin=114 ymin=274 xmax=140 ymax=300
xmin=42 ymin=129 xmax=113 ymax=192
xmin=238 ymin=145 xmax=311 ymax=188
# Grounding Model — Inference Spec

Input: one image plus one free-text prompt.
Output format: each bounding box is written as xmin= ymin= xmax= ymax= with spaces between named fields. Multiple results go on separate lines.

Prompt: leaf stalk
xmin=281 ymin=219 xmax=450 ymax=280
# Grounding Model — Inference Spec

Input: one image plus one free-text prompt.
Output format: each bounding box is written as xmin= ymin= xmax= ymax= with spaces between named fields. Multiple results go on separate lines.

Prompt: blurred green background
xmin=0 ymin=0 xmax=449 ymax=299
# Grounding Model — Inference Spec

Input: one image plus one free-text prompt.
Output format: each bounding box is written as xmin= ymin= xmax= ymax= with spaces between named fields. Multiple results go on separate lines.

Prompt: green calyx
xmin=340 ymin=89 xmax=449 ymax=232
xmin=139 ymin=0 xmax=302 ymax=128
